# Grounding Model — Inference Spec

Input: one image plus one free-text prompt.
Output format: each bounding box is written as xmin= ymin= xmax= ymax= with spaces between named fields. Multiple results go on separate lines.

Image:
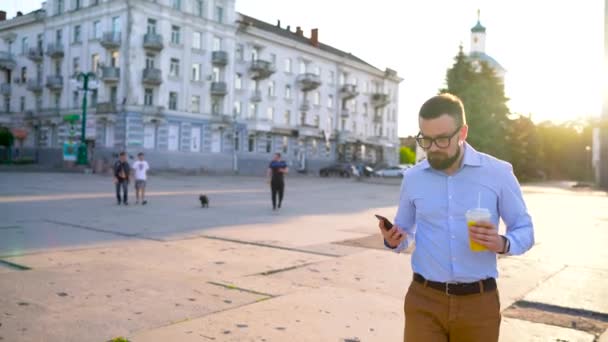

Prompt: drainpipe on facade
xmin=122 ymin=0 xmax=133 ymax=153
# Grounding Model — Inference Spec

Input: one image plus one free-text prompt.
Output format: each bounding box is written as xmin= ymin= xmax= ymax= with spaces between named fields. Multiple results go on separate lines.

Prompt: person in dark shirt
xmin=113 ymin=151 xmax=131 ymax=205
xmin=267 ymin=153 xmax=289 ymax=210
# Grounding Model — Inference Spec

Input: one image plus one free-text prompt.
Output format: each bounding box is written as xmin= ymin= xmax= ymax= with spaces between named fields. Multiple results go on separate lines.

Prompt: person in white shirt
xmin=131 ymin=152 xmax=150 ymax=205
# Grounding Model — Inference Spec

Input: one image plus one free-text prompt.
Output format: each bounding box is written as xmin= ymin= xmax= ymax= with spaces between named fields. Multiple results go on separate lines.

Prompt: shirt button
xmin=449 ymin=195 xmax=453 ymax=199
xmin=452 ymin=235 xmax=456 ymax=239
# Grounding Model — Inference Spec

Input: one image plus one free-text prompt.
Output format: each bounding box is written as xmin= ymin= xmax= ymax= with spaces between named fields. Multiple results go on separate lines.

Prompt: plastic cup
xmin=465 ymin=208 xmax=492 ymax=252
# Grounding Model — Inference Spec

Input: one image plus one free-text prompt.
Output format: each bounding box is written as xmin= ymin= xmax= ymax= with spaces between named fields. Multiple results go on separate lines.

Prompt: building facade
xmin=0 ymin=0 xmax=401 ymax=174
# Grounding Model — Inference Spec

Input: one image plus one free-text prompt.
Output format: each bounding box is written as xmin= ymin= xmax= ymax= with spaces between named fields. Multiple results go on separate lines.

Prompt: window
xmin=145 ymin=54 xmax=155 ymax=69
xmin=300 ymin=112 xmax=306 ymax=125
xmin=4 ymin=97 xmax=10 ymax=113
xmin=234 ymin=131 xmax=240 ymax=151
xmin=191 ymin=63 xmax=201 ymax=81
xmin=313 ymin=66 xmax=320 ymax=76
xmin=56 ymin=29 xmax=63 ymax=44
xmin=233 ymin=101 xmax=241 ymax=117
xmin=170 ymin=58 xmax=180 ymax=77
xmin=328 ymin=95 xmax=333 ymax=108
xmin=147 ymin=19 xmax=157 ymax=34
xmin=56 ymin=0 xmax=64 ymax=14
xmin=169 ymin=92 xmax=177 ymax=110
xmin=144 ymin=88 xmax=153 ymax=106
xmin=212 ymin=36 xmax=221 ymax=51
xmin=236 ymin=44 xmax=244 ymax=61
xmin=215 ymin=6 xmax=223 ymax=23
xmin=110 ymin=86 xmax=117 ymax=104
xmin=193 ymin=31 xmax=202 ymax=49
xmin=195 ymin=0 xmax=203 ymax=16
xmin=21 ymin=37 xmax=28 ymax=54
xmin=20 ymin=96 xmax=25 ymax=112
xmin=75 ymin=0 xmax=81 ymax=10
xmin=191 ymin=95 xmax=200 ymax=113
xmin=20 ymin=67 xmax=27 ymax=83
xmin=93 ymin=21 xmax=101 ymax=39
xmin=91 ymin=0 xmax=99 ymax=6
xmin=111 ymin=51 xmax=119 ymax=67
xmin=284 ymin=110 xmax=291 ymax=125
xmin=262 ymin=134 xmax=271 ymax=153
xmin=171 ymin=25 xmax=181 ymax=44
xmin=364 ymin=81 xmax=369 ymax=93
xmin=90 ymin=90 xmax=97 ymax=106
xmin=251 ymin=48 xmax=259 ymax=61
xmin=54 ymin=94 xmax=60 ymax=108
xmin=212 ymin=66 xmax=220 ymax=82
xmin=172 ymin=0 xmax=181 ymax=10
xmin=211 ymin=98 xmax=221 ymax=114
xmin=270 ymin=53 xmax=277 ymax=65
xmin=249 ymin=103 xmax=256 ymax=119
xmin=339 ymin=72 xmax=346 ymax=85
xmin=91 ymin=54 xmax=99 ymax=72
xmin=285 ymin=85 xmax=291 ymax=99
xmin=72 ymin=57 xmax=80 ymax=74
xmin=267 ymin=107 xmax=274 ymax=121
xmin=314 ymin=115 xmax=320 ymax=128
xmin=363 ymin=103 xmax=368 ymax=115
xmin=314 ymin=91 xmax=320 ymax=106
xmin=299 ymin=61 xmax=306 ymax=74
xmin=284 ymin=58 xmax=292 ymax=73
xmin=268 ymin=81 xmax=275 ymax=97
xmin=248 ymin=135 xmax=255 ymax=152
xmin=73 ymin=25 xmax=81 ymax=43
xmin=235 ymin=73 xmax=242 ymax=89
xmin=282 ymin=136 xmax=288 ymax=153
xmin=73 ymin=91 xmax=79 ymax=108
xmin=112 ymin=16 xmax=120 ymax=34
xmin=55 ymin=61 xmax=61 ymax=75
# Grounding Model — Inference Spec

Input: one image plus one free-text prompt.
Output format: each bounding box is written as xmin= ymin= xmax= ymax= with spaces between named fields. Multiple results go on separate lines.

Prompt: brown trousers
xmin=404 ymin=280 xmax=501 ymax=342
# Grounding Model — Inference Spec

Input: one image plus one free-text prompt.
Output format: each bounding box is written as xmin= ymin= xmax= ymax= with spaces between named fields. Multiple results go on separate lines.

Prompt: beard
xmin=427 ymin=145 xmax=462 ymax=170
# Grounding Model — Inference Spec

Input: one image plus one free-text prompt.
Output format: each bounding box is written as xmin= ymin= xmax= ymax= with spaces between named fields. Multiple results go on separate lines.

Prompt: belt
xmin=413 ymin=273 xmax=496 ymax=296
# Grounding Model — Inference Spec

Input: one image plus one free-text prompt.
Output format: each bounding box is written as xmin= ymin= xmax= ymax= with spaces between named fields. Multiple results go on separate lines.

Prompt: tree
xmin=0 ymin=127 xmax=14 ymax=163
xmin=400 ymin=146 xmax=416 ymax=164
xmin=440 ymin=45 xmax=510 ymax=161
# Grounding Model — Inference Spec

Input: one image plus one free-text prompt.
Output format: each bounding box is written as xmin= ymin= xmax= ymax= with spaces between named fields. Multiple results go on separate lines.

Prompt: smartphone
xmin=374 ymin=214 xmax=394 ymax=230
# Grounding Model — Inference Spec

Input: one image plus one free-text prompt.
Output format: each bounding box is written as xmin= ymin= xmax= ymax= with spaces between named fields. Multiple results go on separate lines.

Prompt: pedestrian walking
xmin=113 ymin=151 xmax=130 ymax=206
xmin=379 ymin=93 xmax=535 ymax=341
xmin=132 ymin=152 xmax=150 ymax=205
xmin=267 ymin=153 xmax=288 ymax=210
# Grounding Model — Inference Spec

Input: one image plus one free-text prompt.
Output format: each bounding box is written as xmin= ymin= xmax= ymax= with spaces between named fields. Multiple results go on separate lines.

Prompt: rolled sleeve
xmin=499 ymin=165 xmax=535 ymax=255
xmin=385 ymin=173 xmax=416 ymax=253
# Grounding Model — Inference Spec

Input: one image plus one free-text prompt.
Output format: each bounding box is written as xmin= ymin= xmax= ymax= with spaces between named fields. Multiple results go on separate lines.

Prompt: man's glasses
xmin=416 ymin=126 xmax=462 ymax=149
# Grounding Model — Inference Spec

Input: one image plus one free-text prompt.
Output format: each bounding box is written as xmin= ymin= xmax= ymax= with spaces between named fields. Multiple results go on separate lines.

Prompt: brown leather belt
xmin=413 ymin=273 xmax=497 ymax=296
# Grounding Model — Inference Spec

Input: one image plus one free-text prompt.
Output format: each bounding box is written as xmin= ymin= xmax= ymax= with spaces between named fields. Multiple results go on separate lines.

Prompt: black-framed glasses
xmin=416 ymin=126 xmax=462 ymax=149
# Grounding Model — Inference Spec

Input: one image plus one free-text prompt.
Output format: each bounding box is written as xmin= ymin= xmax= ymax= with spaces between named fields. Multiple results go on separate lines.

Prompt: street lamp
xmin=75 ymin=71 xmax=96 ymax=165
xmin=585 ymin=145 xmax=592 ymax=182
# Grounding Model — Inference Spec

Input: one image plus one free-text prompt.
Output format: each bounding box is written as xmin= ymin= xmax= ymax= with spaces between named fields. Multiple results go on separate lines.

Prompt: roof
xmin=238 ymin=13 xmax=382 ymax=72
xmin=468 ymin=51 xmax=505 ymax=72
xmin=471 ymin=20 xmax=486 ymax=33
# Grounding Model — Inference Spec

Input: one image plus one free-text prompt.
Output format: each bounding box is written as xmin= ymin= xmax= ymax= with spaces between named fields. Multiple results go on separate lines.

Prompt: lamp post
xmin=75 ymin=71 xmax=96 ymax=165
xmin=585 ymin=145 xmax=592 ymax=182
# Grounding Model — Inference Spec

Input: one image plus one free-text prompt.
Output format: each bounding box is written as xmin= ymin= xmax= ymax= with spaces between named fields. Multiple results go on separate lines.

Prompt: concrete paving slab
xmin=0 ymin=260 xmax=266 ymax=342
xmin=523 ymin=266 xmax=608 ymax=314
xmin=599 ymin=328 xmax=608 ymax=342
xmin=130 ymin=286 xmax=404 ymax=342
xmin=497 ymin=257 xmax=566 ymax=309
xmin=500 ymin=318 xmax=595 ymax=342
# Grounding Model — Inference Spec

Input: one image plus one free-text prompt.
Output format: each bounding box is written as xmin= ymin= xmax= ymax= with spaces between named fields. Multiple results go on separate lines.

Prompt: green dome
xmin=471 ymin=20 xmax=486 ymax=33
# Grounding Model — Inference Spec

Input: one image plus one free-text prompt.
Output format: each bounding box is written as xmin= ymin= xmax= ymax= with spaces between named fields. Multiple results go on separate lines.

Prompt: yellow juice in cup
xmin=465 ymin=208 xmax=492 ymax=252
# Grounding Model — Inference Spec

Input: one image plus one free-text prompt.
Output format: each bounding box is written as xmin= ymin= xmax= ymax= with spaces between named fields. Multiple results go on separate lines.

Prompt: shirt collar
xmin=420 ymin=142 xmax=482 ymax=170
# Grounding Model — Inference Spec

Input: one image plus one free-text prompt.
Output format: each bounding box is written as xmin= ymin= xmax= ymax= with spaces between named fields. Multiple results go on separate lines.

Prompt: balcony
xmin=143 ymin=33 xmax=164 ymax=51
xmin=0 ymin=83 xmax=11 ymax=96
xmin=0 ymin=51 xmax=16 ymax=70
xmin=100 ymin=31 xmax=121 ymax=50
xmin=299 ymin=100 xmax=311 ymax=112
xmin=373 ymin=115 xmax=383 ymax=124
xmin=249 ymin=59 xmax=275 ymax=80
xmin=101 ymin=66 xmax=120 ymax=82
xmin=250 ymin=90 xmax=262 ymax=103
xmin=340 ymin=84 xmax=358 ymax=100
xmin=246 ymin=119 xmax=272 ymax=133
xmin=27 ymin=79 xmax=43 ymax=93
xmin=371 ymin=92 xmax=390 ymax=108
xmin=27 ymin=47 xmax=44 ymax=62
xmin=212 ymin=51 xmax=228 ymax=66
xmin=142 ymin=68 xmax=162 ymax=85
xmin=210 ymin=82 xmax=227 ymax=96
xmin=46 ymin=43 xmax=64 ymax=59
xmin=46 ymin=75 xmax=64 ymax=91
xmin=96 ymin=102 xmax=118 ymax=114
xmin=340 ymin=108 xmax=350 ymax=118
xmin=296 ymin=73 xmax=322 ymax=92
xmin=297 ymin=124 xmax=321 ymax=138
xmin=338 ymin=130 xmax=357 ymax=144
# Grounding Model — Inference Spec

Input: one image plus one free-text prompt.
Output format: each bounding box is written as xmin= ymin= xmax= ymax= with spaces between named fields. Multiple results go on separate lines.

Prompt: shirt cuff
xmin=384 ymin=239 xmax=408 ymax=253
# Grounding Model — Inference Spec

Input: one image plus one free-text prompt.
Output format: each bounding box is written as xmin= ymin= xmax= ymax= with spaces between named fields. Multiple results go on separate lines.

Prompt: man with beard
xmin=378 ymin=93 xmax=534 ymax=341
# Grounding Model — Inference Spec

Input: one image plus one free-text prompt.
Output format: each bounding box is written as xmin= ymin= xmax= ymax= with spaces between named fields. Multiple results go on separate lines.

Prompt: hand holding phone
xmin=374 ymin=214 xmax=393 ymax=230
xmin=375 ymin=214 xmax=405 ymax=248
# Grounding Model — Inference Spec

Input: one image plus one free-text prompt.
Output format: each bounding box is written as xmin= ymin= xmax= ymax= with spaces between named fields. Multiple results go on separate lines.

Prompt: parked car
xmin=354 ymin=163 xmax=375 ymax=177
xmin=374 ymin=165 xmax=408 ymax=178
xmin=319 ymin=163 xmax=355 ymax=178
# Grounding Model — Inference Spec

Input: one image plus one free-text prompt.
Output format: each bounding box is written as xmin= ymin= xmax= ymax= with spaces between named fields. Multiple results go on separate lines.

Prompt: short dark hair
xmin=119 ymin=151 xmax=127 ymax=157
xmin=419 ymin=93 xmax=466 ymax=127
xmin=275 ymin=152 xmax=281 ymax=158
xmin=138 ymin=152 xmax=144 ymax=157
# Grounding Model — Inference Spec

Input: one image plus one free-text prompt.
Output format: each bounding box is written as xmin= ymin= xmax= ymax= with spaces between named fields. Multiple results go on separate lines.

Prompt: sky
xmin=6 ymin=0 xmax=605 ymax=136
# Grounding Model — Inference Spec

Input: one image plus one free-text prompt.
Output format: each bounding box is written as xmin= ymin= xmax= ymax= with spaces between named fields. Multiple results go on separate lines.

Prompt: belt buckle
xmin=445 ymin=282 xmax=457 ymax=296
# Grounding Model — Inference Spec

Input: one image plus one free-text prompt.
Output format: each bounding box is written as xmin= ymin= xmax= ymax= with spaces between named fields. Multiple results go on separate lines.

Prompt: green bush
xmin=0 ymin=127 xmax=13 ymax=148
xmin=399 ymin=146 xmax=416 ymax=164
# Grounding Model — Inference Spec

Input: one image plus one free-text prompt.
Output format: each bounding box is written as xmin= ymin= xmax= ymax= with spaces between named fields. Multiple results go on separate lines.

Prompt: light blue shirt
xmin=389 ymin=143 xmax=534 ymax=283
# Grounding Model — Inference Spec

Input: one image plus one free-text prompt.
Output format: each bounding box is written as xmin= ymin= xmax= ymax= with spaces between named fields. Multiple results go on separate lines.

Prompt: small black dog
xmin=199 ymin=194 xmax=209 ymax=208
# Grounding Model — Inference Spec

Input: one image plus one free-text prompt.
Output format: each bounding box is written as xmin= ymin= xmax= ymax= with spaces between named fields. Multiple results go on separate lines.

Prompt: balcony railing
xmin=297 ymin=73 xmax=322 ymax=92
xmin=27 ymin=47 xmax=44 ymax=62
xmin=0 ymin=83 xmax=11 ymax=96
xmin=249 ymin=59 xmax=275 ymax=80
xmin=100 ymin=31 xmax=121 ymax=50
xmin=371 ymin=93 xmax=390 ymax=108
xmin=46 ymin=43 xmax=64 ymax=58
xmin=340 ymin=84 xmax=358 ymax=100
xmin=212 ymin=51 xmax=228 ymax=66
xmin=143 ymin=33 xmax=164 ymax=51
xmin=142 ymin=68 xmax=162 ymax=85
xmin=46 ymin=75 xmax=64 ymax=90
xmin=210 ymin=82 xmax=227 ymax=96
xmin=27 ymin=79 xmax=44 ymax=93
xmin=0 ymin=51 xmax=17 ymax=69
xmin=101 ymin=66 xmax=120 ymax=82
xmin=299 ymin=100 xmax=311 ymax=112
xmin=250 ymin=90 xmax=262 ymax=103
